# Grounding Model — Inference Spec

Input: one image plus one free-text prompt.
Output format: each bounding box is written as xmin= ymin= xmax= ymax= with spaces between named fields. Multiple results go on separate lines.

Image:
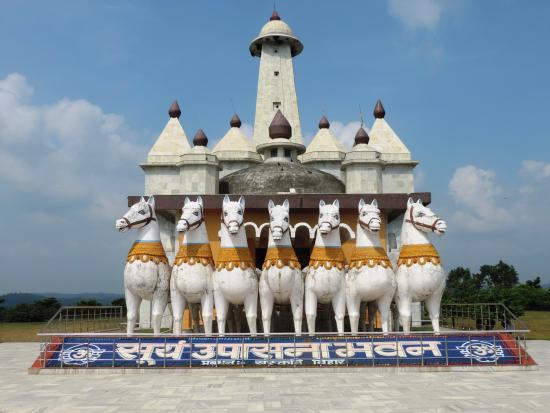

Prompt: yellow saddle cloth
xmin=216 ymin=247 xmax=255 ymax=271
xmin=174 ymin=243 xmax=214 ymax=267
xmin=397 ymin=244 xmax=441 ymax=267
xmin=263 ymin=246 xmax=301 ymax=270
xmin=308 ymin=247 xmax=346 ymax=270
xmin=349 ymin=246 xmax=392 ymax=269
xmin=127 ymin=241 xmax=168 ymax=265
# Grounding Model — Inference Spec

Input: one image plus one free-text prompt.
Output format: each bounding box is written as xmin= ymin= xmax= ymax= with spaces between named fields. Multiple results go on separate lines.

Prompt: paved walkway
xmin=0 ymin=341 xmax=549 ymax=412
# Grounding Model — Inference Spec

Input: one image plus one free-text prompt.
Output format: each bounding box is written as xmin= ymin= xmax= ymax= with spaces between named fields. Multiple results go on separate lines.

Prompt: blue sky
xmin=1 ymin=0 xmax=549 ymax=293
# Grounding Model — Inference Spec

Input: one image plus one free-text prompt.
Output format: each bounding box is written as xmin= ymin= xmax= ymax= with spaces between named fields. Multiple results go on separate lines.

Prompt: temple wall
xmin=382 ymin=164 xmax=415 ymax=193
xmin=143 ymin=166 xmax=181 ymax=195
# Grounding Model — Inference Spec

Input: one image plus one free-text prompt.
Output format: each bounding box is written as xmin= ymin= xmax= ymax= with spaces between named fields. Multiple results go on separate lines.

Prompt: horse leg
xmin=425 ymin=291 xmax=443 ymax=334
xmin=201 ymin=291 xmax=214 ymax=336
xmin=397 ymin=294 xmax=412 ymax=334
xmin=290 ymin=274 xmax=304 ymax=335
xmin=346 ymin=292 xmax=361 ymax=334
xmin=259 ymin=272 xmax=273 ymax=335
xmin=170 ymin=276 xmax=186 ymax=335
xmin=367 ymin=301 xmax=377 ymax=332
xmin=305 ymin=288 xmax=317 ymax=336
xmin=332 ymin=284 xmax=346 ymax=335
xmin=151 ymin=291 xmax=168 ymax=336
xmin=244 ymin=291 xmax=258 ymax=336
xmin=213 ymin=288 xmax=229 ymax=336
xmin=377 ymin=293 xmax=393 ymax=334
xmin=125 ymin=288 xmax=141 ymax=335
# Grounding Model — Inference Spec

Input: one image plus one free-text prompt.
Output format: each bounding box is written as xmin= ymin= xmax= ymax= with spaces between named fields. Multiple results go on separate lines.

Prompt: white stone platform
xmin=1 ymin=341 xmax=549 ymax=412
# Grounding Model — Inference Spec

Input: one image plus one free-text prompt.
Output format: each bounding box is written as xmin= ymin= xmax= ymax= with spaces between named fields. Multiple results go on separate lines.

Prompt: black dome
xmin=220 ymin=162 xmax=345 ymax=194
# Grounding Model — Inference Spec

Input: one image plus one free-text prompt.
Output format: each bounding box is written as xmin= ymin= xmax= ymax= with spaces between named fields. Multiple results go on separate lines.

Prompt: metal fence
xmin=40 ymin=306 xmax=126 ymax=334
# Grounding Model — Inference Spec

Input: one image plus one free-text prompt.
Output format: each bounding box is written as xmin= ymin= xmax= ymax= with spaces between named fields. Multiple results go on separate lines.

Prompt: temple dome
xmin=249 ymin=12 xmax=303 ymax=57
xmin=219 ymin=162 xmax=345 ymax=194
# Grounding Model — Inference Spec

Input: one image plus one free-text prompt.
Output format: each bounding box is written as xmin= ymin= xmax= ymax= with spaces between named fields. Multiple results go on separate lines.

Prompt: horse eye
xmin=238 ymin=210 xmax=243 ymax=215
xmin=193 ymin=211 xmax=199 ymax=216
xmin=224 ymin=212 xmax=228 ymax=216
xmin=362 ymin=212 xmax=366 ymax=216
xmin=138 ymin=210 xmax=146 ymax=215
xmin=319 ymin=213 xmax=323 ymax=218
xmin=418 ymin=212 xmax=425 ymax=217
xmin=284 ymin=217 xmax=288 ymax=222
xmin=335 ymin=214 xmax=339 ymax=220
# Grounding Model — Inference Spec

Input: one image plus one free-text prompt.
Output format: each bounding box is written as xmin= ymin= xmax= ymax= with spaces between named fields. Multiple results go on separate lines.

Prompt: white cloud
xmin=387 ymin=0 xmax=445 ymax=30
xmin=449 ymin=165 xmax=511 ymax=232
xmin=241 ymin=122 xmax=254 ymax=140
xmin=0 ymin=72 xmax=146 ymax=219
xmin=329 ymin=121 xmax=364 ymax=150
xmin=520 ymin=160 xmax=550 ymax=181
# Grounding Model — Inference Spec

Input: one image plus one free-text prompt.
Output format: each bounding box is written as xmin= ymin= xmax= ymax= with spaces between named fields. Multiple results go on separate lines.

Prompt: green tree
xmin=0 ymin=297 xmax=5 ymax=321
xmin=75 ymin=299 xmax=102 ymax=307
xmin=478 ymin=260 xmax=519 ymax=289
xmin=5 ymin=297 xmax=61 ymax=322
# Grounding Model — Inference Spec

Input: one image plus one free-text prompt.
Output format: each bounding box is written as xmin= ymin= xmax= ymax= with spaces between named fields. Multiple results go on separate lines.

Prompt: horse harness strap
xmin=405 ymin=206 xmax=441 ymax=232
xmin=123 ymin=204 xmax=157 ymax=229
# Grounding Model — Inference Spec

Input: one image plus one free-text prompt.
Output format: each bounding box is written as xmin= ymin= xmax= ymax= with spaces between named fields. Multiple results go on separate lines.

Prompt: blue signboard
xmin=41 ymin=334 xmax=523 ymax=368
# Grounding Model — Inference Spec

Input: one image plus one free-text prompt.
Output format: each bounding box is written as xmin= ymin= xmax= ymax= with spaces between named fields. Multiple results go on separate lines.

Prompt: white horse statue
xmin=304 ymin=199 xmax=346 ymax=335
xmin=170 ymin=196 xmax=214 ymax=335
xmin=213 ymin=195 xmax=258 ymax=335
xmin=346 ymin=199 xmax=396 ymax=333
xmin=115 ymin=196 xmax=170 ymax=335
xmin=396 ymin=198 xmax=447 ymax=333
xmin=259 ymin=199 xmax=304 ymax=335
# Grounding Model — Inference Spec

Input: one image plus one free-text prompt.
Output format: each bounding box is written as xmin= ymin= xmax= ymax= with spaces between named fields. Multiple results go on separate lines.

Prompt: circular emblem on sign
xmin=59 ymin=344 xmax=105 ymax=366
xmin=456 ymin=340 xmax=504 ymax=363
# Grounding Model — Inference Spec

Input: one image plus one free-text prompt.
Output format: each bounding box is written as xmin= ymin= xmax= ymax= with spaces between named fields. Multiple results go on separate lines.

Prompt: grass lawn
xmin=0 ymin=322 xmax=42 ymax=342
xmin=0 ymin=311 xmax=549 ymax=342
xmin=521 ymin=311 xmax=550 ymax=340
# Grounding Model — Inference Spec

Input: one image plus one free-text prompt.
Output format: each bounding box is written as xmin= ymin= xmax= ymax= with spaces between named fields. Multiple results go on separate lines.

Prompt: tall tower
xmin=250 ymin=10 xmax=303 ymax=148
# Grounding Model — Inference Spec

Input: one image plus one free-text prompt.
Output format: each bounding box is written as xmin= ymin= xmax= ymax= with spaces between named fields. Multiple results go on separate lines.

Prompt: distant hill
xmin=0 ymin=292 xmax=124 ymax=309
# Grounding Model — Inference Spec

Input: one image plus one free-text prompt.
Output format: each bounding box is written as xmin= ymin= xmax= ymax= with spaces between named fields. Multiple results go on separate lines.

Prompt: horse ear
xmin=358 ymin=198 xmax=365 ymax=212
xmin=223 ymin=195 xmax=230 ymax=206
xmin=333 ymin=199 xmax=339 ymax=208
xmin=184 ymin=196 xmax=190 ymax=206
xmin=239 ymin=196 xmax=245 ymax=210
xmin=196 ymin=196 xmax=203 ymax=208
xmin=416 ymin=199 xmax=423 ymax=205
xmin=147 ymin=195 xmax=155 ymax=207
xmin=407 ymin=197 xmax=414 ymax=208
xmin=371 ymin=199 xmax=378 ymax=208
xmin=268 ymin=199 xmax=275 ymax=211
xmin=283 ymin=199 xmax=289 ymax=210
xmin=319 ymin=200 xmax=325 ymax=208
xmin=139 ymin=196 xmax=145 ymax=203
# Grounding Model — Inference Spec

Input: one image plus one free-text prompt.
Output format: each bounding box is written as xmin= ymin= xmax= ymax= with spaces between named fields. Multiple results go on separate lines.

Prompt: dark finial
xmin=168 ymin=100 xmax=181 ymax=118
xmin=318 ymin=115 xmax=330 ymax=129
xmin=270 ymin=9 xmax=281 ymax=21
xmin=193 ymin=129 xmax=208 ymax=147
xmin=269 ymin=110 xmax=292 ymax=139
xmin=354 ymin=127 xmax=370 ymax=146
xmin=373 ymin=99 xmax=385 ymax=119
xmin=230 ymin=113 xmax=242 ymax=128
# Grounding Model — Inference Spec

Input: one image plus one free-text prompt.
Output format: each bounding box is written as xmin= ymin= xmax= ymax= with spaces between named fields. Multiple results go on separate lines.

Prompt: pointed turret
xmin=144 ymin=100 xmax=191 ymax=164
xmin=367 ymin=100 xmax=417 ymax=193
xmin=302 ymin=114 xmax=346 ymax=182
xmin=269 ymin=110 xmax=292 ymax=139
xmin=213 ymin=113 xmax=262 ymax=178
xmin=342 ymin=125 xmax=383 ymax=194
xmin=373 ymin=99 xmax=385 ymax=119
xmin=168 ymin=100 xmax=181 ymax=118
xmin=193 ymin=129 xmax=208 ymax=147
xmin=354 ymin=126 xmax=370 ymax=146
xmin=368 ymin=100 xmax=412 ymax=161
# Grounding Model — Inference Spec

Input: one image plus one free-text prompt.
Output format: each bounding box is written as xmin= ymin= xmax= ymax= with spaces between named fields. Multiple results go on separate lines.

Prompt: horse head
xmin=222 ymin=195 xmax=245 ymax=235
xmin=116 ymin=196 xmax=156 ymax=233
xmin=358 ymin=198 xmax=381 ymax=233
xmin=318 ymin=199 xmax=340 ymax=236
xmin=406 ymin=198 xmax=447 ymax=235
xmin=268 ymin=199 xmax=290 ymax=242
xmin=177 ymin=196 xmax=204 ymax=233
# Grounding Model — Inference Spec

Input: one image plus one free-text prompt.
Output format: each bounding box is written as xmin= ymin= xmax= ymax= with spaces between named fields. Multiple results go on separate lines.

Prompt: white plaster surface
xmin=1 ymin=341 xmax=548 ymax=411
xmin=368 ymin=117 xmax=411 ymax=161
xmin=252 ymin=42 xmax=303 ymax=147
xmin=146 ymin=118 xmax=190 ymax=163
